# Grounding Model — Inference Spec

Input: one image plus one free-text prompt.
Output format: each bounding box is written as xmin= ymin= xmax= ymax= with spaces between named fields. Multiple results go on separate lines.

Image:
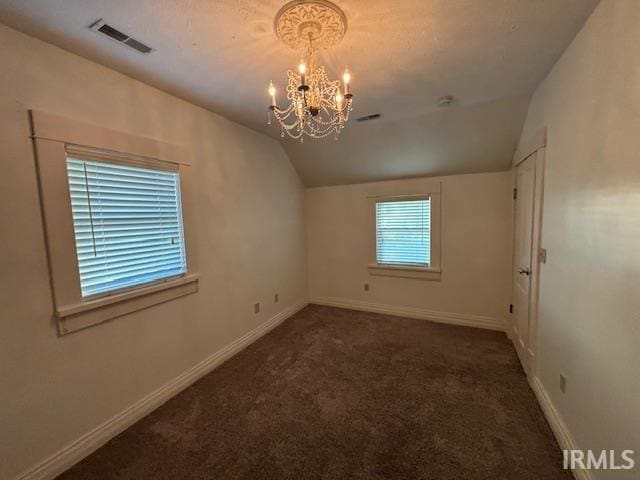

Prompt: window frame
xmin=375 ymin=196 xmax=432 ymax=267
xmin=367 ymin=188 xmax=441 ymax=281
xmin=31 ymin=110 xmax=198 ymax=335
xmin=65 ymin=151 xmax=188 ymax=300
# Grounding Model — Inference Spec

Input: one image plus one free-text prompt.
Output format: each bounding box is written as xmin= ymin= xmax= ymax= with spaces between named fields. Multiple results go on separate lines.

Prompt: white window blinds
xmin=375 ymin=198 xmax=431 ymax=266
xmin=66 ymin=157 xmax=186 ymax=298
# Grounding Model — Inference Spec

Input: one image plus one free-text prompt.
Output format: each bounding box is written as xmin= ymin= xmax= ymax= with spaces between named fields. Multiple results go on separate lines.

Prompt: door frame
xmin=510 ymin=127 xmax=547 ymax=377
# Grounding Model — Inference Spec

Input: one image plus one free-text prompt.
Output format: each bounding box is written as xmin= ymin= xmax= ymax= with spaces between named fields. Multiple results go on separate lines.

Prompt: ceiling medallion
xmin=267 ymin=0 xmax=354 ymax=141
xmin=274 ymin=0 xmax=347 ymax=51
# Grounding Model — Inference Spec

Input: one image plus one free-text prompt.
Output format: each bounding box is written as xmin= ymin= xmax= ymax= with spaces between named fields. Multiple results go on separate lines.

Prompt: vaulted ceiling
xmin=0 ymin=0 xmax=599 ymax=186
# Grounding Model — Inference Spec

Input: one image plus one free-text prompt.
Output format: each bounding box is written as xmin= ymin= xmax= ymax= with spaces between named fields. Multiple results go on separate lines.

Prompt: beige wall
xmin=518 ymin=0 xmax=640 ymax=477
xmin=6 ymin=0 xmax=640 ymax=476
xmin=0 ymin=25 xmax=306 ymax=480
xmin=306 ymin=172 xmax=513 ymax=325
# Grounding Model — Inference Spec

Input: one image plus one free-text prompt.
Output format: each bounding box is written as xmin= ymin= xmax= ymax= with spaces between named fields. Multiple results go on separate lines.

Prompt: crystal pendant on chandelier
xmin=266 ymin=0 xmax=354 ymax=140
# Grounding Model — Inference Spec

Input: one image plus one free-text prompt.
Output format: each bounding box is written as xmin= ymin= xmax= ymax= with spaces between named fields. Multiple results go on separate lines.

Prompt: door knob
xmin=518 ymin=268 xmax=531 ymax=276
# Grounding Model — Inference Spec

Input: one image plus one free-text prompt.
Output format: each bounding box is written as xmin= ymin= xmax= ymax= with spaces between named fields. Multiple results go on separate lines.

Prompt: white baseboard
xmin=13 ymin=300 xmax=308 ymax=480
xmin=529 ymin=376 xmax=593 ymax=480
xmin=309 ymin=296 xmax=506 ymax=331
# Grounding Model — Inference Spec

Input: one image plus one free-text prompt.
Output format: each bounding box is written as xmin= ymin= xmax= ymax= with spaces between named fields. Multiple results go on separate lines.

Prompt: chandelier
xmin=267 ymin=0 xmax=354 ymax=141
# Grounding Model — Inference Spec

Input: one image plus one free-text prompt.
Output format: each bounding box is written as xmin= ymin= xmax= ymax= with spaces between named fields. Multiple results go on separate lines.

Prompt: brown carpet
xmin=57 ymin=305 xmax=570 ymax=480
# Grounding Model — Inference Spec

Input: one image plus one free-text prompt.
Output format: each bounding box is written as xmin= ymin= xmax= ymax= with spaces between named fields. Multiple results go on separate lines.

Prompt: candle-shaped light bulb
xmin=268 ymin=81 xmax=276 ymax=106
xmin=336 ymin=91 xmax=344 ymax=110
xmin=342 ymin=67 xmax=351 ymax=95
xmin=298 ymin=61 xmax=307 ymax=85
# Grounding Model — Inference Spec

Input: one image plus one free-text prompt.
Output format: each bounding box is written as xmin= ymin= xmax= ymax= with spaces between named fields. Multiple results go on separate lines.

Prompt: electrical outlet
xmin=364 ymin=283 xmax=370 ymax=292
xmin=559 ymin=373 xmax=567 ymax=394
xmin=274 ymin=293 xmax=279 ymax=303
xmin=254 ymin=302 xmax=260 ymax=314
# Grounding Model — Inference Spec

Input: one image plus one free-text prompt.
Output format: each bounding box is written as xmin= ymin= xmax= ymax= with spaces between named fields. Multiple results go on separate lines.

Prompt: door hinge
xmin=513 ymin=188 xmax=518 ymax=200
xmin=509 ymin=303 xmax=514 ymax=314
xmin=538 ymin=247 xmax=547 ymax=264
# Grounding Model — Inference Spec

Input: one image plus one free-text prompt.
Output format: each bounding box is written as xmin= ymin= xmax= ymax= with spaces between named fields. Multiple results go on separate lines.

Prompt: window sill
xmin=55 ymin=274 xmax=199 ymax=335
xmin=367 ymin=263 xmax=441 ymax=281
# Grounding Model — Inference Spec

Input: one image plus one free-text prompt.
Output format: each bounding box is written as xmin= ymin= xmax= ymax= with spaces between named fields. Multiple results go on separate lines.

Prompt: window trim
xmin=367 ymin=188 xmax=442 ymax=281
xmin=374 ymin=195 xmax=431 ymax=267
xmin=56 ymin=273 xmax=199 ymax=318
xmin=31 ymin=110 xmax=198 ymax=335
xmin=65 ymin=153 xmax=188 ymax=300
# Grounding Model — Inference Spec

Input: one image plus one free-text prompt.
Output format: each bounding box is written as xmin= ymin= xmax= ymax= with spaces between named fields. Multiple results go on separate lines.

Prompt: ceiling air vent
xmin=89 ymin=19 xmax=153 ymax=54
xmin=356 ymin=113 xmax=382 ymax=122
xmin=437 ymin=95 xmax=456 ymax=107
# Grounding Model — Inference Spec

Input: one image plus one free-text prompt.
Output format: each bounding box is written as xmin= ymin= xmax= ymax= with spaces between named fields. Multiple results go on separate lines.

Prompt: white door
xmin=512 ymin=152 xmax=536 ymax=372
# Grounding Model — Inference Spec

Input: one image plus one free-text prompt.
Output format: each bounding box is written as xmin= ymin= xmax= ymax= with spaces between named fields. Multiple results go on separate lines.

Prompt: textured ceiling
xmin=0 ymin=0 xmax=599 ymax=185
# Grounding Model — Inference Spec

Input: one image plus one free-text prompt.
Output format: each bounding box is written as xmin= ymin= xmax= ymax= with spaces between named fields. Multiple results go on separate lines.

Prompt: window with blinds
xmin=66 ymin=157 xmax=186 ymax=298
xmin=375 ymin=198 xmax=430 ymax=266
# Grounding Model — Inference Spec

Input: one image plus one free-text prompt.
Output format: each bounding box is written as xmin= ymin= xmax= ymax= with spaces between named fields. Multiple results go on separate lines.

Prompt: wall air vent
xmin=89 ymin=19 xmax=153 ymax=54
xmin=356 ymin=113 xmax=382 ymax=122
